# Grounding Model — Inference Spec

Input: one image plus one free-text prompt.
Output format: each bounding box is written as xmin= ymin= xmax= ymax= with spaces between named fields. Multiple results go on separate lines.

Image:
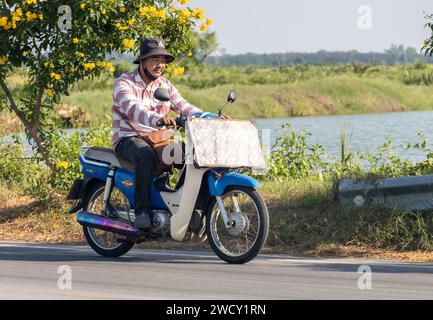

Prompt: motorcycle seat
xmin=85 ymin=147 xmax=135 ymax=171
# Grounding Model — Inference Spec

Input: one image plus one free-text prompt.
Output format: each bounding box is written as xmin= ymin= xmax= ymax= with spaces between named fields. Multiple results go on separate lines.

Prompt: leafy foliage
xmin=265 ymin=123 xmax=328 ymax=180
xmin=0 ymin=0 xmax=209 ymax=166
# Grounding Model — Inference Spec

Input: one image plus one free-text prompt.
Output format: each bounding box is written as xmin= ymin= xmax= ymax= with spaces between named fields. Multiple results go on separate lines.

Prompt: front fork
xmin=215 ymin=193 xmax=241 ymax=229
xmin=102 ymin=167 xmax=115 ymax=215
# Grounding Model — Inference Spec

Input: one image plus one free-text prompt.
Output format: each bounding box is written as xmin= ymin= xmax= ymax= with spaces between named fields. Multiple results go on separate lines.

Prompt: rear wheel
xmin=206 ymin=186 xmax=269 ymax=264
xmin=82 ymin=181 xmax=134 ymax=257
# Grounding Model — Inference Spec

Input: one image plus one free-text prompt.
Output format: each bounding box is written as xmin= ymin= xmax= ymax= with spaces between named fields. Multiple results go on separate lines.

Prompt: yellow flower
xmin=25 ymin=11 xmax=38 ymax=21
xmin=205 ymin=18 xmax=214 ymax=26
xmin=56 ymin=161 xmax=70 ymax=169
xmin=109 ymin=66 xmax=115 ymax=73
xmin=122 ymin=39 xmax=135 ymax=49
xmin=139 ymin=6 xmax=165 ymax=20
xmin=84 ymin=62 xmax=96 ymax=71
xmin=178 ymin=8 xmax=191 ymax=23
xmin=22 ymin=51 xmax=29 ymax=57
xmin=119 ymin=6 xmax=126 ymax=13
xmin=3 ymin=9 xmax=20 ymax=29
xmin=1 ymin=20 xmax=12 ymax=30
xmin=50 ymin=72 xmax=61 ymax=81
xmin=106 ymin=62 xmax=113 ymax=68
xmin=10 ymin=9 xmax=22 ymax=29
xmin=187 ymin=51 xmax=193 ymax=57
xmin=0 ymin=55 xmax=8 ymax=64
xmin=72 ymin=37 xmax=79 ymax=44
xmin=14 ymin=8 xmax=23 ymax=17
xmin=178 ymin=0 xmax=189 ymax=4
xmin=114 ymin=22 xmax=129 ymax=30
xmin=153 ymin=9 xmax=166 ymax=20
xmin=192 ymin=8 xmax=205 ymax=20
xmin=78 ymin=52 xmax=85 ymax=58
xmin=199 ymin=24 xmax=208 ymax=31
xmin=47 ymin=89 xmax=54 ymax=97
xmin=424 ymin=39 xmax=430 ymax=47
xmin=0 ymin=17 xmax=8 ymax=29
xmin=139 ymin=6 xmax=150 ymax=16
xmin=38 ymin=13 xmax=43 ymax=20
xmin=101 ymin=8 xmax=106 ymax=15
xmin=173 ymin=66 xmax=185 ymax=75
xmin=80 ymin=3 xmax=86 ymax=10
xmin=25 ymin=0 xmax=38 ymax=5
xmin=50 ymin=63 xmax=54 ymax=68
xmin=127 ymin=18 xmax=136 ymax=26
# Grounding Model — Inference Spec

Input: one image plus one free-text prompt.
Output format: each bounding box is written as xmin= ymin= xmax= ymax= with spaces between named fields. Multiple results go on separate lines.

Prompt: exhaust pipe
xmin=77 ymin=211 xmax=140 ymax=237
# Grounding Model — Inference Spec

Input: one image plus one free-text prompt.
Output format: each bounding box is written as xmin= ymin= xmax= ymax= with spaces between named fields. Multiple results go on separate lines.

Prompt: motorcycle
xmin=67 ymin=89 xmax=269 ymax=264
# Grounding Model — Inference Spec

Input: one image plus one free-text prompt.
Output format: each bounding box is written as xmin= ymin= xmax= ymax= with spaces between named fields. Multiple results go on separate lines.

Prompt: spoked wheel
xmin=206 ymin=186 xmax=269 ymax=264
xmin=82 ymin=182 xmax=134 ymax=257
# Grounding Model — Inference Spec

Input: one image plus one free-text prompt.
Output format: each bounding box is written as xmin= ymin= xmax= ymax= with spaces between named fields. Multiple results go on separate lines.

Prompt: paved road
xmin=0 ymin=241 xmax=433 ymax=299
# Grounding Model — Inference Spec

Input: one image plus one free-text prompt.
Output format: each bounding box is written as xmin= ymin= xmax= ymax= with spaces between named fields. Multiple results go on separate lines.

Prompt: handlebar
xmin=157 ymin=113 xmax=226 ymax=130
xmin=156 ymin=119 xmax=177 ymax=129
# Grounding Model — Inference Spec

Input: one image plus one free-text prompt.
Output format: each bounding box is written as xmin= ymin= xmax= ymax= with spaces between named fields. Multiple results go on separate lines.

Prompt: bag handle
xmin=115 ymin=109 xmax=174 ymax=144
xmin=115 ymin=109 xmax=152 ymax=138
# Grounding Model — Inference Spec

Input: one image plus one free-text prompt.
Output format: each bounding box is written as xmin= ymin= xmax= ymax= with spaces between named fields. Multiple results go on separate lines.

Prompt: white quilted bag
xmin=187 ymin=118 xmax=267 ymax=169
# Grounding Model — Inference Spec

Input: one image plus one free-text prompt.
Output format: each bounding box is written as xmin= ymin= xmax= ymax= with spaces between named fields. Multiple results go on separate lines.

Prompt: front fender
xmin=207 ymin=172 xmax=259 ymax=196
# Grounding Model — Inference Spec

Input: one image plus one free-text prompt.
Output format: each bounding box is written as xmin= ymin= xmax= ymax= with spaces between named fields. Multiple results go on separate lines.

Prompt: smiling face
xmin=141 ymin=55 xmax=167 ymax=78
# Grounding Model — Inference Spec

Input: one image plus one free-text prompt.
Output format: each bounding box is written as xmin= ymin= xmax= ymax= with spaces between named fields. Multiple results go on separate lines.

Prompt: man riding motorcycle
xmin=112 ymin=38 xmax=206 ymax=230
xmin=71 ymin=37 xmax=267 ymax=264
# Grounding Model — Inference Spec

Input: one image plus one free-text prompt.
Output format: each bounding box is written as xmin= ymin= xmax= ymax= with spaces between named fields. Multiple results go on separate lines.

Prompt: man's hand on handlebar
xmin=157 ymin=116 xmax=177 ymax=129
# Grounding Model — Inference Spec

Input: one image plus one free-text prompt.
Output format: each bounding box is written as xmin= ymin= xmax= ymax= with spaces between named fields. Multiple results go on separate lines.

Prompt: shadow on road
xmin=0 ymin=244 xmax=224 ymax=265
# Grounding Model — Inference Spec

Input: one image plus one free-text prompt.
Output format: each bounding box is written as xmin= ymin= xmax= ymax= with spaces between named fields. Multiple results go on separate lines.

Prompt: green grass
xmin=59 ymin=76 xmax=433 ymax=124
xmin=62 ymin=88 xmax=114 ymax=124
xmin=261 ymin=175 xmax=433 ymax=252
xmin=4 ymin=64 xmax=433 ymax=129
xmin=60 ymin=69 xmax=433 ymax=124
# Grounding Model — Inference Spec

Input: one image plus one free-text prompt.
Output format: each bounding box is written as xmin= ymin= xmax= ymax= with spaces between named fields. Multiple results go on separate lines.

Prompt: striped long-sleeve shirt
xmin=112 ymin=68 xmax=203 ymax=148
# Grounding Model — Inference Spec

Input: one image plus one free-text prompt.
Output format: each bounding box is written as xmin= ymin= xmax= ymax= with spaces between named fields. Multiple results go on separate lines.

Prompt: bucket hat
xmin=133 ymin=38 xmax=175 ymax=64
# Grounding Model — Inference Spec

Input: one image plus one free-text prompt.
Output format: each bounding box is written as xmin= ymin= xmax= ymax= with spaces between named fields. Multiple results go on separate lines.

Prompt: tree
xmin=423 ymin=13 xmax=433 ymax=56
xmin=189 ymin=31 xmax=218 ymax=64
xmin=0 ymin=0 xmax=208 ymax=168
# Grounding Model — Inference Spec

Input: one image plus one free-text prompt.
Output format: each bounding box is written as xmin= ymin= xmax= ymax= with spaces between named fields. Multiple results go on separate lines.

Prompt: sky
xmin=186 ymin=0 xmax=433 ymax=55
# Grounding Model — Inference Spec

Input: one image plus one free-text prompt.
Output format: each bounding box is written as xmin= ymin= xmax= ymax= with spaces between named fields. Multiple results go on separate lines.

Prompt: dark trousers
xmin=115 ymin=136 xmax=157 ymax=216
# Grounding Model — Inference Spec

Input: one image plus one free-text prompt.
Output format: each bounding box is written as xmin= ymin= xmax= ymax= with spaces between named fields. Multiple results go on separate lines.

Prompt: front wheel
xmin=206 ymin=186 xmax=269 ymax=264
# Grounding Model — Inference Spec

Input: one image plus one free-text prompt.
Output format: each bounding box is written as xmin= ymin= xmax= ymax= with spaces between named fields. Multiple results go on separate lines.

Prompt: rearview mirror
xmin=154 ymin=88 xmax=171 ymax=102
xmin=228 ymin=90 xmax=237 ymax=103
